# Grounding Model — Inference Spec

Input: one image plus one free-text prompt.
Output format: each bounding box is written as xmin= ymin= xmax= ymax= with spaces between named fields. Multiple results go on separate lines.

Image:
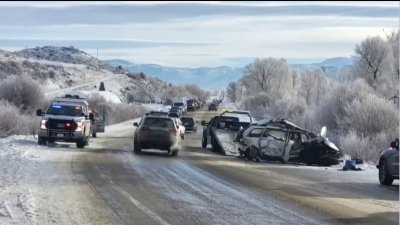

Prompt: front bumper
xmin=38 ymin=129 xmax=85 ymax=142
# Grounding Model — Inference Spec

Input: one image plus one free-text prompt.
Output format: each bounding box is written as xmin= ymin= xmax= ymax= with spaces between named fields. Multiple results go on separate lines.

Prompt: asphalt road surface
xmin=6 ymin=110 xmax=398 ymax=225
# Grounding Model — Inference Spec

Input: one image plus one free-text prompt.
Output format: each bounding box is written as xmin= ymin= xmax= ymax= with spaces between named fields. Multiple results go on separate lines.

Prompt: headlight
xmin=40 ymin=119 xmax=48 ymax=129
xmin=74 ymin=121 xmax=84 ymax=132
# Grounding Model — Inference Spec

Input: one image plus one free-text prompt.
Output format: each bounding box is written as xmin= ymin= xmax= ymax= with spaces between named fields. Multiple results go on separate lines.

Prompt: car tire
xmin=38 ymin=137 xmax=47 ymax=145
xmin=134 ymin=140 xmax=141 ymax=154
xmin=92 ymin=132 xmax=97 ymax=138
xmin=76 ymin=141 xmax=85 ymax=148
xmin=47 ymin=139 xmax=55 ymax=144
xmin=211 ymin=137 xmax=220 ymax=152
xmin=379 ymin=159 xmax=394 ymax=185
xmin=202 ymin=135 xmax=207 ymax=149
xmin=171 ymin=149 xmax=179 ymax=157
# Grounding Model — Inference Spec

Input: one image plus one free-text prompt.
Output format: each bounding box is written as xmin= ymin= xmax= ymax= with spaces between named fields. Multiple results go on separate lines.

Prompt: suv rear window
xmin=143 ymin=117 xmax=174 ymax=128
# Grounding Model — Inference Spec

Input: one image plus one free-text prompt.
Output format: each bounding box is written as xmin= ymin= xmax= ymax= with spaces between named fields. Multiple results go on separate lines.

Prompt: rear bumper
xmin=38 ymin=129 xmax=85 ymax=142
xmin=138 ymin=136 xmax=179 ymax=150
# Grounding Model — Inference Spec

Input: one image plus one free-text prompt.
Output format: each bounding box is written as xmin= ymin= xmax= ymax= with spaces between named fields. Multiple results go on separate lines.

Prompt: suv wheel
xmin=134 ymin=140 xmax=141 ymax=154
xmin=379 ymin=159 xmax=394 ymax=185
xmin=171 ymin=149 xmax=179 ymax=157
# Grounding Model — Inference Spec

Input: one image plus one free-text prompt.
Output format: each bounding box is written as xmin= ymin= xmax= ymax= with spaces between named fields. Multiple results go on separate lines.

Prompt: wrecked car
xmin=237 ymin=119 xmax=341 ymax=166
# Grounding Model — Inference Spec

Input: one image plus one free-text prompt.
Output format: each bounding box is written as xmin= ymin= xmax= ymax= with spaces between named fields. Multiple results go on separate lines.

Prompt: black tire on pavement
xmin=76 ymin=140 xmax=85 ymax=148
xmin=92 ymin=132 xmax=97 ymax=138
xmin=202 ymin=135 xmax=207 ymax=149
xmin=38 ymin=137 xmax=47 ymax=145
xmin=171 ymin=149 xmax=179 ymax=157
xmin=379 ymin=160 xmax=394 ymax=185
xmin=211 ymin=137 xmax=219 ymax=152
xmin=47 ymin=139 xmax=55 ymax=144
xmin=134 ymin=140 xmax=141 ymax=154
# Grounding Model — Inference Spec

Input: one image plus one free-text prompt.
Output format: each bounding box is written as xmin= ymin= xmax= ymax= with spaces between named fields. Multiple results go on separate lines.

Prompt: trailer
xmin=201 ymin=110 xmax=253 ymax=155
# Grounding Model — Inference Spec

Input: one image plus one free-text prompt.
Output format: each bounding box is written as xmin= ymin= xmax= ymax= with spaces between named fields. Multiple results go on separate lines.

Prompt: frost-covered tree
xmin=0 ymin=75 xmax=44 ymax=113
xmin=242 ymin=57 xmax=291 ymax=99
xmin=353 ymin=36 xmax=390 ymax=87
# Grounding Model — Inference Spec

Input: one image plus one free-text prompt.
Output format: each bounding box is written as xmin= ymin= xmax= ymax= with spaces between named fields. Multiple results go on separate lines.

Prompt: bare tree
xmin=243 ymin=57 xmax=291 ymax=99
xmin=353 ymin=36 xmax=390 ymax=87
xmin=226 ymin=82 xmax=237 ymax=102
xmin=300 ymin=69 xmax=315 ymax=105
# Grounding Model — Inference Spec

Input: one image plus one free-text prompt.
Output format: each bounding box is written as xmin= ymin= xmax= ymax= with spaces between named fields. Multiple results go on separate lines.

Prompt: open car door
xmin=94 ymin=113 xmax=106 ymax=133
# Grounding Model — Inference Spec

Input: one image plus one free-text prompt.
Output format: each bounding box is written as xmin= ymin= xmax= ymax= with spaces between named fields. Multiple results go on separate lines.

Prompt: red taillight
xmin=169 ymin=128 xmax=178 ymax=133
xmin=141 ymin=127 xmax=152 ymax=132
xmin=45 ymin=121 xmax=49 ymax=128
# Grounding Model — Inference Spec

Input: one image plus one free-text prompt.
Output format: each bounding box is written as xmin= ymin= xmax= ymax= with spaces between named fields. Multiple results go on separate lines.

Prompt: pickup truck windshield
xmin=46 ymin=105 xmax=84 ymax=117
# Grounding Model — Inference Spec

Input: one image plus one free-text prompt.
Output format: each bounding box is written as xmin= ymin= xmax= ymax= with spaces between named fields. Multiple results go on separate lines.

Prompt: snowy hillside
xmin=0 ymin=47 xmax=169 ymax=102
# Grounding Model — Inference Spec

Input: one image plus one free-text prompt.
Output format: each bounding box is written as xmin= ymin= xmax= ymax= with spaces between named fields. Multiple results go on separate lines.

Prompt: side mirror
xmin=201 ymin=120 xmax=206 ymax=126
xmin=89 ymin=113 xmax=94 ymax=120
xmin=36 ymin=109 xmax=43 ymax=116
xmin=133 ymin=122 xmax=139 ymax=127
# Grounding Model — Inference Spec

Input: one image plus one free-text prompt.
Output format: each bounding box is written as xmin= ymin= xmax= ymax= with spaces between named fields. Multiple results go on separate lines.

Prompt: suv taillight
xmin=141 ymin=127 xmax=152 ymax=132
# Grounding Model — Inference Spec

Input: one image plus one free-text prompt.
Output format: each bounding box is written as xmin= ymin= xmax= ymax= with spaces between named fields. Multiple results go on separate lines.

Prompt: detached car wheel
xmin=379 ymin=160 xmax=394 ymax=185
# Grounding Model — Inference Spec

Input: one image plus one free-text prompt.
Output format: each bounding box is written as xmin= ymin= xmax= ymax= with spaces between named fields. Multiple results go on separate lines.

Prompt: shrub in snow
xmin=0 ymin=75 xmax=44 ymax=113
xmin=340 ymin=131 xmax=395 ymax=162
xmin=0 ymin=100 xmax=39 ymax=137
xmin=106 ymin=103 xmax=145 ymax=125
xmin=343 ymin=93 xmax=398 ymax=137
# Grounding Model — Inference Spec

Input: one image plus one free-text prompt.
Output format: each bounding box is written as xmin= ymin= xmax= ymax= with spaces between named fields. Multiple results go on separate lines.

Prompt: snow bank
xmin=80 ymin=91 xmax=122 ymax=103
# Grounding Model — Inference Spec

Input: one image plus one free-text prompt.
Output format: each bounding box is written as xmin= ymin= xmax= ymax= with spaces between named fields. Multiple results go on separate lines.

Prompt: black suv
xmin=377 ymin=139 xmax=399 ymax=185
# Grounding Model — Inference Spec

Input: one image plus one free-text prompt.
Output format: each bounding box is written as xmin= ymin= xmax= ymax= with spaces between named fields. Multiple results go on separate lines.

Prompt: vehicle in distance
xmin=238 ymin=119 xmax=341 ymax=166
xmin=180 ymin=116 xmax=198 ymax=133
xmin=36 ymin=95 xmax=95 ymax=148
xmin=133 ymin=116 xmax=181 ymax=156
xmin=208 ymin=103 xmax=218 ymax=111
xmin=377 ymin=139 xmax=399 ymax=185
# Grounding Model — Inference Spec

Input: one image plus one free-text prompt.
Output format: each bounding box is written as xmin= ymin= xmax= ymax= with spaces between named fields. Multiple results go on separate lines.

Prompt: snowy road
xmin=0 ymin=112 xmax=398 ymax=225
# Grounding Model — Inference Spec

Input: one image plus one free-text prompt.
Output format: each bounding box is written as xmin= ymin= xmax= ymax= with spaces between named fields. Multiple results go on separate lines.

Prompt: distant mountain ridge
xmin=107 ymin=57 xmax=353 ymax=89
xmin=107 ymin=59 xmax=244 ymax=90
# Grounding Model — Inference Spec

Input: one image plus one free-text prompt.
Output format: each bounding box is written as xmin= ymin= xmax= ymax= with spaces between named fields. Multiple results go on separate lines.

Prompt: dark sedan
xmin=180 ymin=116 xmax=198 ymax=133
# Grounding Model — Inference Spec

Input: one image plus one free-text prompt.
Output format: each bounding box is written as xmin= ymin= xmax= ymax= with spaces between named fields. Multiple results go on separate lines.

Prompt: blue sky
xmin=0 ymin=1 xmax=398 ymax=67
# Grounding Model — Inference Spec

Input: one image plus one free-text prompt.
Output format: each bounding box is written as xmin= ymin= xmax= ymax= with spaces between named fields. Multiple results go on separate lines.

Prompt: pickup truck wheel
xmin=76 ymin=141 xmax=85 ymax=148
xmin=38 ymin=137 xmax=47 ymax=145
xmin=211 ymin=137 xmax=220 ymax=152
xmin=202 ymin=136 xmax=207 ymax=148
xmin=379 ymin=160 xmax=394 ymax=185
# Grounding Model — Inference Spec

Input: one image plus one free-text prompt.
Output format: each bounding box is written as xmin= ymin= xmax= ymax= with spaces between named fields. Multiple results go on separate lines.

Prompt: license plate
xmin=57 ymin=134 xmax=64 ymax=137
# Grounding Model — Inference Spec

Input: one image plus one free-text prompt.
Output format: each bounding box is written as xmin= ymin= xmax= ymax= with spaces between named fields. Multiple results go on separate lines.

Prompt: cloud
xmin=0 ymin=2 xmax=397 ymax=26
xmin=0 ymin=39 xmax=217 ymax=49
